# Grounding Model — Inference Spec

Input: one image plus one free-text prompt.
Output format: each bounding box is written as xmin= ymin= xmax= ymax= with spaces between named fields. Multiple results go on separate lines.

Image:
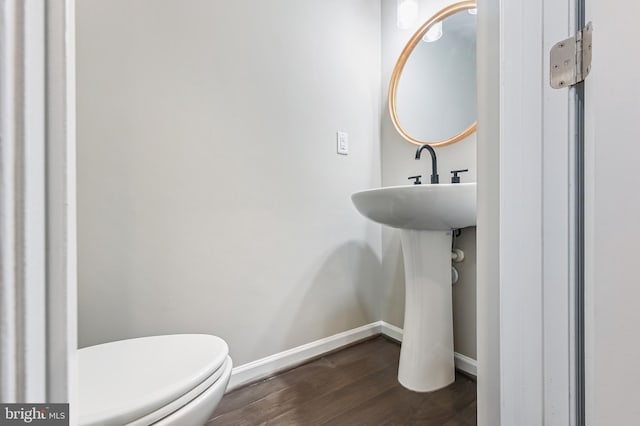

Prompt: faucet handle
xmin=408 ymin=175 xmax=422 ymax=185
xmin=450 ymin=169 xmax=469 ymax=183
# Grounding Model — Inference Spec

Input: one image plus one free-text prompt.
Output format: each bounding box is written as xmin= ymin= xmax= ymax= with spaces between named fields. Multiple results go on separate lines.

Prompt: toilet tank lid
xmin=79 ymin=334 xmax=228 ymax=426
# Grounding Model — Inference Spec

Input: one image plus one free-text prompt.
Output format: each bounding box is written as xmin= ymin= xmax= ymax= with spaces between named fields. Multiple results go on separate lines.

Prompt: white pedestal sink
xmin=351 ymin=183 xmax=476 ymax=392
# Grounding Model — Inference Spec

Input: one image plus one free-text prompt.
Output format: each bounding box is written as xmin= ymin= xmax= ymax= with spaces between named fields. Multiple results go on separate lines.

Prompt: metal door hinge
xmin=550 ymin=22 xmax=593 ymax=89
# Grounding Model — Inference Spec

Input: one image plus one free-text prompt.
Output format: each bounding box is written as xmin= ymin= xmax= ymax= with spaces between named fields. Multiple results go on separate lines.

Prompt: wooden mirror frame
xmin=389 ymin=0 xmax=477 ymax=147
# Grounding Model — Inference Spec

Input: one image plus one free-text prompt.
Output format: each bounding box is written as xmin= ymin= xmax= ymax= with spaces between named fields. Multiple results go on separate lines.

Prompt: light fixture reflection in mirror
xmin=423 ymin=21 xmax=443 ymax=43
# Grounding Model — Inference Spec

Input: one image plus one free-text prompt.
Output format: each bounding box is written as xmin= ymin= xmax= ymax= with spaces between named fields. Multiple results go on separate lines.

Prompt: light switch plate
xmin=337 ymin=131 xmax=349 ymax=155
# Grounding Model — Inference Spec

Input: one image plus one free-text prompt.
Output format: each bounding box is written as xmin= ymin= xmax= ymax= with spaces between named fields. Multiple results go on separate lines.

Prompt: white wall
xmin=380 ymin=0 xmax=477 ymax=359
xmin=76 ymin=0 xmax=382 ymax=366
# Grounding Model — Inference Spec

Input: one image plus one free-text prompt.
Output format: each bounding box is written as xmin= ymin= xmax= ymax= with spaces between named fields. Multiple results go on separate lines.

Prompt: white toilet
xmin=79 ymin=334 xmax=232 ymax=426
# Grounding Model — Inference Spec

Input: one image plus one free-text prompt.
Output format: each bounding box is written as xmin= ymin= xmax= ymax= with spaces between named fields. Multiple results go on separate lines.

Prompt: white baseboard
xmin=379 ymin=321 xmax=477 ymax=377
xmin=227 ymin=322 xmax=384 ymax=391
xmin=228 ymin=320 xmax=477 ymax=392
xmin=452 ymin=352 xmax=477 ymax=377
xmin=380 ymin=321 xmax=404 ymax=342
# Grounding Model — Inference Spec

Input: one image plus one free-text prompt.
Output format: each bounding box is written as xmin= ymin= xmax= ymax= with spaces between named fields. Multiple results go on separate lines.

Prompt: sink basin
xmin=351 ymin=183 xmax=476 ymax=231
xmin=351 ymin=182 xmax=477 ymax=392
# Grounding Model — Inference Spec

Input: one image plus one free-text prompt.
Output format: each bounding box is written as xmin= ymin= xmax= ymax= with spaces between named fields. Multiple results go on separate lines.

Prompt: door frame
xmin=45 ymin=0 xmax=78 ymax=408
xmin=493 ymin=0 xmax=580 ymax=423
xmin=0 ymin=0 xmax=76 ymax=409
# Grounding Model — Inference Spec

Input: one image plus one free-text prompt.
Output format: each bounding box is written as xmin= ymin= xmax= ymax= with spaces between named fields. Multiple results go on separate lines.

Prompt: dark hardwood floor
xmin=207 ymin=336 xmax=476 ymax=425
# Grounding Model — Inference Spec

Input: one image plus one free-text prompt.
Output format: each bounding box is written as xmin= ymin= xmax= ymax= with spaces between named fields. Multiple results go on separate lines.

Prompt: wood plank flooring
xmin=207 ymin=336 xmax=476 ymax=425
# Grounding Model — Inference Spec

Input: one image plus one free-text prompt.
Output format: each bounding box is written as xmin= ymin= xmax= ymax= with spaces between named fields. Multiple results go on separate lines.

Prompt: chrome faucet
xmin=415 ymin=144 xmax=439 ymax=184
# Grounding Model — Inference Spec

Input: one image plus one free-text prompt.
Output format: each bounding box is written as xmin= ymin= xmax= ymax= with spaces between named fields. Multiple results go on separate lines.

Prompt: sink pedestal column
xmin=398 ymin=229 xmax=454 ymax=392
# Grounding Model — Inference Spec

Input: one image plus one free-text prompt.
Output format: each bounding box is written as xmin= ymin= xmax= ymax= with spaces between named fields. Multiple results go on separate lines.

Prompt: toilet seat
xmin=130 ymin=356 xmax=232 ymax=426
xmin=79 ymin=334 xmax=229 ymax=426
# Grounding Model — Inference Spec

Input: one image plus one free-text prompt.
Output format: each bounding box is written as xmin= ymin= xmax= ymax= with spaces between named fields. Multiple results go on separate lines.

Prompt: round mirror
xmin=389 ymin=1 xmax=477 ymax=147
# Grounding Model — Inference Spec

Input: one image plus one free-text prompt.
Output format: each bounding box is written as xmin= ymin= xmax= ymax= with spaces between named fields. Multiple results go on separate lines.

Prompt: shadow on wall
xmin=381 ymin=228 xmax=407 ymax=327
xmin=252 ymin=241 xmax=383 ymax=355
